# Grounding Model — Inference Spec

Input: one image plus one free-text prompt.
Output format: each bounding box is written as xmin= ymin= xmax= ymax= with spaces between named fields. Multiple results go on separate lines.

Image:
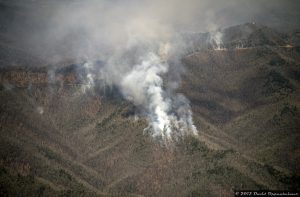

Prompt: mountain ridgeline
xmin=0 ymin=24 xmax=300 ymax=196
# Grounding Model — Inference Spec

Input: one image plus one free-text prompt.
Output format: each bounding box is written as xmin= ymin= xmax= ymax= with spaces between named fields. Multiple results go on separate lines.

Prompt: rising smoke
xmin=78 ymin=12 xmax=198 ymax=141
xmin=3 ymin=0 xmax=299 ymax=141
xmin=49 ymin=0 xmax=200 ymax=141
xmin=120 ymin=51 xmax=197 ymax=140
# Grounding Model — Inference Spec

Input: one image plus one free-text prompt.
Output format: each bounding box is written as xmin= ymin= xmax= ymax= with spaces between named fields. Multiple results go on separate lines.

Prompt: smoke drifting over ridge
xmin=1 ymin=0 xmax=299 ymax=141
xmin=2 ymin=0 xmax=300 ymax=62
xmin=7 ymin=0 xmax=202 ymax=141
xmin=58 ymin=0 xmax=200 ymax=141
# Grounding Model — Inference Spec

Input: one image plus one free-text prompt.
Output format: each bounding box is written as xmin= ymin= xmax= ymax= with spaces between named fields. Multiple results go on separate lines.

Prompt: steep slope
xmin=182 ymin=46 xmax=300 ymax=173
xmin=1 ymin=24 xmax=300 ymax=196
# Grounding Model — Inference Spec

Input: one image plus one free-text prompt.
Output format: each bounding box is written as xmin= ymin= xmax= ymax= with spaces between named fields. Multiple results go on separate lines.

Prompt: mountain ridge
xmin=0 ymin=23 xmax=300 ymax=196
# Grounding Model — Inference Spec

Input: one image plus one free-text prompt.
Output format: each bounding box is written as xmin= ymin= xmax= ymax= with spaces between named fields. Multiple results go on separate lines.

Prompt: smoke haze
xmin=1 ymin=0 xmax=299 ymax=141
xmin=1 ymin=0 xmax=299 ymax=61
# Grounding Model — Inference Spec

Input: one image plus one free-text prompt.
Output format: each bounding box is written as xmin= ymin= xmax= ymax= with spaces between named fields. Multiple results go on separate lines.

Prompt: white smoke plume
xmin=210 ymin=31 xmax=224 ymax=50
xmin=2 ymin=0 xmax=299 ymax=141
xmin=84 ymin=21 xmax=198 ymax=141
xmin=120 ymin=51 xmax=197 ymax=140
xmin=29 ymin=0 xmax=199 ymax=142
xmin=81 ymin=62 xmax=95 ymax=93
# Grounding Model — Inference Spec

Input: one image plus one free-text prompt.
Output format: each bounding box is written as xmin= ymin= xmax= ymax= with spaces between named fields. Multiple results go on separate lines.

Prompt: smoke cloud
xmin=2 ymin=0 xmax=300 ymax=62
xmin=48 ymin=0 xmax=200 ymax=141
xmin=1 ymin=0 xmax=299 ymax=141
